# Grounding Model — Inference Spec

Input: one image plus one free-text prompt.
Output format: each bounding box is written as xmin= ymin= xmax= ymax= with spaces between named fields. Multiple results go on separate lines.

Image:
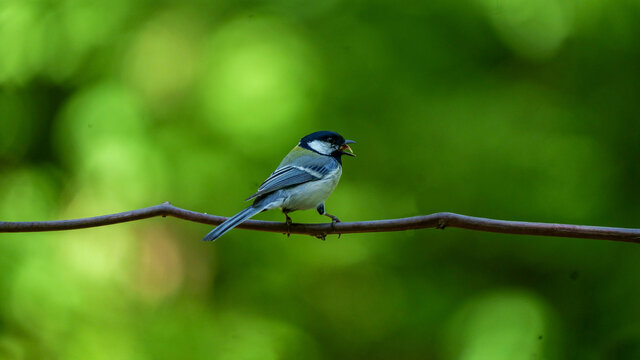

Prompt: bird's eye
xmin=327 ymin=137 xmax=333 ymax=142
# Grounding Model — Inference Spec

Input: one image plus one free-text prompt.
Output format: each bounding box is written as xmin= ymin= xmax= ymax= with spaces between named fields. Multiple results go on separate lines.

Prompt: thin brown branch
xmin=0 ymin=202 xmax=639 ymax=244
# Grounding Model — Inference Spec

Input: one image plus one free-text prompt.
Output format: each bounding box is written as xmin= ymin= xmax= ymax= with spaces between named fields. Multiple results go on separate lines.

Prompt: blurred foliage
xmin=1 ymin=0 xmax=640 ymax=358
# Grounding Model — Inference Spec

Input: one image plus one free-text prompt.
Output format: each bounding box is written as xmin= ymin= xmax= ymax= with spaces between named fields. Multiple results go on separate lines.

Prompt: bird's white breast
xmin=281 ymin=166 xmax=342 ymax=211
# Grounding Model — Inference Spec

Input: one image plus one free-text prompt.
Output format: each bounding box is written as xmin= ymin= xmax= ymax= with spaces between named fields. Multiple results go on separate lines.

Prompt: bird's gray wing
xmin=245 ymin=154 xmax=339 ymax=201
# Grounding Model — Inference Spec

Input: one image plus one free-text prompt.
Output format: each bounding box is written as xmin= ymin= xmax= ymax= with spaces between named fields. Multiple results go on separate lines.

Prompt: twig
xmin=0 ymin=202 xmax=639 ymax=244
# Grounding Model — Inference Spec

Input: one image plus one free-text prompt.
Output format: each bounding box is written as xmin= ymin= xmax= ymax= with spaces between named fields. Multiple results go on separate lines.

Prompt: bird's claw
xmin=315 ymin=214 xmax=342 ymax=241
xmin=284 ymin=221 xmax=292 ymax=237
xmin=328 ymin=215 xmax=341 ymax=223
xmin=284 ymin=213 xmax=292 ymax=237
xmin=330 ymin=218 xmax=341 ymax=238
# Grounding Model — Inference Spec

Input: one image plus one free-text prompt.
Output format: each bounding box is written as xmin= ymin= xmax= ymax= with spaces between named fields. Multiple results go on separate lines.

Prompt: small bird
xmin=203 ymin=131 xmax=356 ymax=241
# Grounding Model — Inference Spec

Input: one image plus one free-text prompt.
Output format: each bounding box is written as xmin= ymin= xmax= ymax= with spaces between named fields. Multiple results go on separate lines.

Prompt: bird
xmin=202 ymin=130 xmax=356 ymax=241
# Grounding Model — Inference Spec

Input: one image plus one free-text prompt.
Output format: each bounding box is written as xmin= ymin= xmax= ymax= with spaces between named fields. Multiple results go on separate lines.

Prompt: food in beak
xmin=340 ymin=144 xmax=356 ymax=156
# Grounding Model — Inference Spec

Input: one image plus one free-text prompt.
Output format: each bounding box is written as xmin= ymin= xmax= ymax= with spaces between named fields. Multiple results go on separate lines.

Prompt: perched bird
xmin=203 ymin=131 xmax=356 ymax=241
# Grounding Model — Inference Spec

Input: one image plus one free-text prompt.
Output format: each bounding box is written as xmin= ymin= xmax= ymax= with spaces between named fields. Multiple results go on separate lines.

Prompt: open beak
xmin=340 ymin=140 xmax=356 ymax=157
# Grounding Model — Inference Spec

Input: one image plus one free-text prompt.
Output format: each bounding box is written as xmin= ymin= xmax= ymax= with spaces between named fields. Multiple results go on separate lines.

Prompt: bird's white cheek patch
xmin=307 ymin=140 xmax=335 ymax=155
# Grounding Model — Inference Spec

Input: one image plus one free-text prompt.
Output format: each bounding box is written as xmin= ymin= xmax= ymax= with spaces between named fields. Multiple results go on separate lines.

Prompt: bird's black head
xmin=299 ymin=131 xmax=356 ymax=160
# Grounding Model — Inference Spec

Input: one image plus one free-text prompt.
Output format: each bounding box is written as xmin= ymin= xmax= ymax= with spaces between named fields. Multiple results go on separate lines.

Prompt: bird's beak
xmin=340 ymin=140 xmax=356 ymax=157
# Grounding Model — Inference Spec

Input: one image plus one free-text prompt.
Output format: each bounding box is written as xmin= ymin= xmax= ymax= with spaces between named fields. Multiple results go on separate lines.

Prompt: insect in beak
xmin=340 ymin=140 xmax=356 ymax=156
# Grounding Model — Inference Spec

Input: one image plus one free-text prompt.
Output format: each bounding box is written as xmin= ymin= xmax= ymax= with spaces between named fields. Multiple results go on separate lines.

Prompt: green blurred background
xmin=1 ymin=0 xmax=640 ymax=358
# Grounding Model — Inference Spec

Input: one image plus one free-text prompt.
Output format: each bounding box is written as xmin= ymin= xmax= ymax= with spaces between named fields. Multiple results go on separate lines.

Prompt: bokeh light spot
xmin=447 ymin=290 xmax=550 ymax=360
xmin=478 ymin=0 xmax=571 ymax=60
xmin=199 ymin=16 xmax=320 ymax=139
xmin=55 ymin=82 xmax=148 ymax=167
xmin=123 ymin=10 xmax=204 ymax=108
xmin=0 ymin=1 xmax=46 ymax=84
xmin=0 ymin=167 xmax=57 ymax=221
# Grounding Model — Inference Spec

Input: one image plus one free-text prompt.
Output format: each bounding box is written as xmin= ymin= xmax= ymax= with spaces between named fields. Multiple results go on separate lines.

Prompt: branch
xmin=0 ymin=202 xmax=639 ymax=244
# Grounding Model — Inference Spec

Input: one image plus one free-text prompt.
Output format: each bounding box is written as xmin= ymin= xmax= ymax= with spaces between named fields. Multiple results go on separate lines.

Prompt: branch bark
xmin=1 ymin=202 xmax=639 ymax=244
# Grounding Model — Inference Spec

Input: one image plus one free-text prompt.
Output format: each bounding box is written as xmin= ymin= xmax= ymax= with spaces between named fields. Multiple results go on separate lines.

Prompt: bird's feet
xmin=324 ymin=213 xmax=341 ymax=223
xmin=284 ymin=213 xmax=293 ymax=237
xmin=324 ymin=213 xmax=342 ymax=239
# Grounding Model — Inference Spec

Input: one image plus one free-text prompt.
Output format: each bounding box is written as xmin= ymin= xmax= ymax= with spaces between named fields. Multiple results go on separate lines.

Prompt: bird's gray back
xmin=245 ymin=147 xmax=341 ymax=201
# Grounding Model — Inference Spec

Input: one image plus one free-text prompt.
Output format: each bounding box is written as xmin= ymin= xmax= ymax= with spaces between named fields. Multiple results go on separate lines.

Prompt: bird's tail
xmin=202 ymin=205 xmax=265 ymax=241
